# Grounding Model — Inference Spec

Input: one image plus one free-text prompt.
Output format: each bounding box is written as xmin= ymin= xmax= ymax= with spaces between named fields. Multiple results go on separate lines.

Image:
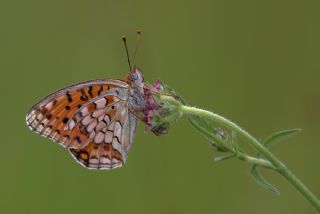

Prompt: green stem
xmin=236 ymin=153 xmax=274 ymax=169
xmin=179 ymin=105 xmax=320 ymax=212
xmin=187 ymin=113 xmax=274 ymax=169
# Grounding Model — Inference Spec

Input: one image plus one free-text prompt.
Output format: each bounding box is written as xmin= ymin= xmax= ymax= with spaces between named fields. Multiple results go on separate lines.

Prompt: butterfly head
xmin=127 ymin=66 xmax=144 ymax=84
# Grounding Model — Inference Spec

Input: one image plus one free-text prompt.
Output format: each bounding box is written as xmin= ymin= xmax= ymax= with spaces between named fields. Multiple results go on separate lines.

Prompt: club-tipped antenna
xmin=122 ymin=36 xmax=132 ymax=70
xmin=132 ymin=31 xmax=141 ymax=65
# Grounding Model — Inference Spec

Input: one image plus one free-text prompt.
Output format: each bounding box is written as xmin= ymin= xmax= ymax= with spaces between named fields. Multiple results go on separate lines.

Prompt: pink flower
xmin=142 ymin=80 xmax=181 ymax=135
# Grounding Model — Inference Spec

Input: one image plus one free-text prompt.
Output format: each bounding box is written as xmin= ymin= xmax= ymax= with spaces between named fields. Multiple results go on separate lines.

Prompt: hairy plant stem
xmin=179 ymin=104 xmax=320 ymax=212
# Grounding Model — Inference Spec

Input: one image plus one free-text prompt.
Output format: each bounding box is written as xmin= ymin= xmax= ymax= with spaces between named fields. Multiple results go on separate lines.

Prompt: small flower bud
xmin=143 ymin=80 xmax=183 ymax=135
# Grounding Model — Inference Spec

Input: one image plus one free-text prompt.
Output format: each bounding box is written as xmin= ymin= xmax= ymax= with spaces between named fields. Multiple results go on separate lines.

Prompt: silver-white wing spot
xmin=114 ymin=121 xmax=122 ymax=139
xmin=94 ymin=131 xmax=104 ymax=144
xmin=104 ymin=131 xmax=113 ymax=143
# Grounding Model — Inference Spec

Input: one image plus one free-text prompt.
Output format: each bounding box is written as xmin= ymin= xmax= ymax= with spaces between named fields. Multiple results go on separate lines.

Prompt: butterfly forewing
xmin=26 ymin=79 xmax=129 ymax=149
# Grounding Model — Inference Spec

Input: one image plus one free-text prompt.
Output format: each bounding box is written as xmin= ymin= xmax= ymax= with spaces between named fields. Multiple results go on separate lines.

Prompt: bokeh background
xmin=1 ymin=0 xmax=319 ymax=213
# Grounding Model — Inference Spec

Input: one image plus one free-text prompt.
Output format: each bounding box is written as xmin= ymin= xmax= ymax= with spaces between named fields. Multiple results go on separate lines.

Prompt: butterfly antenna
xmin=122 ymin=36 xmax=132 ymax=70
xmin=132 ymin=31 xmax=141 ymax=65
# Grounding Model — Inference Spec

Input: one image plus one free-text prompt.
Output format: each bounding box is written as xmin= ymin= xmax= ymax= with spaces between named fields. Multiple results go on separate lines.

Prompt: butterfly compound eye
xmin=130 ymin=72 xmax=139 ymax=80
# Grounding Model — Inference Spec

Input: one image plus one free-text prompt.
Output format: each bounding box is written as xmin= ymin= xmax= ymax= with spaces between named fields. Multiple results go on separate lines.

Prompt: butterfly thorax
xmin=127 ymin=68 xmax=148 ymax=121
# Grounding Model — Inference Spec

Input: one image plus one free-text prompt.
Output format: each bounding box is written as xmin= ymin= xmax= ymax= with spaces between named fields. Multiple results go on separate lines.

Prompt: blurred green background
xmin=1 ymin=0 xmax=319 ymax=213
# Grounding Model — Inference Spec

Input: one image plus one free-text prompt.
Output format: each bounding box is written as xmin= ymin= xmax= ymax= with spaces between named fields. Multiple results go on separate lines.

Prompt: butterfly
xmin=26 ymin=32 xmax=154 ymax=170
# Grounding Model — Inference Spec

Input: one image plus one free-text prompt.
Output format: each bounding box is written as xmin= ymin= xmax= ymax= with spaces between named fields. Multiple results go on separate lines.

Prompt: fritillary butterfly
xmin=26 ymin=33 xmax=151 ymax=170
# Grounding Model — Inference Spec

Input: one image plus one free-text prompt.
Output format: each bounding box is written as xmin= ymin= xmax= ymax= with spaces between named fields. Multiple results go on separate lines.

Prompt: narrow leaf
xmin=250 ymin=165 xmax=279 ymax=194
xmin=263 ymin=128 xmax=301 ymax=147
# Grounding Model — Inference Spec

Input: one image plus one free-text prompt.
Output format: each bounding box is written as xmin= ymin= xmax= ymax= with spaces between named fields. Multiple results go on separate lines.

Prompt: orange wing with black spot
xmin=26 ymin=79 xmax=129 ymax=149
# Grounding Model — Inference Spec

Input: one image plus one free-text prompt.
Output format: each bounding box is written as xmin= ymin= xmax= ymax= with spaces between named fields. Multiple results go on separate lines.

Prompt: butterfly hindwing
xmin=68 ymin=103 xmax=138 ymax=170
